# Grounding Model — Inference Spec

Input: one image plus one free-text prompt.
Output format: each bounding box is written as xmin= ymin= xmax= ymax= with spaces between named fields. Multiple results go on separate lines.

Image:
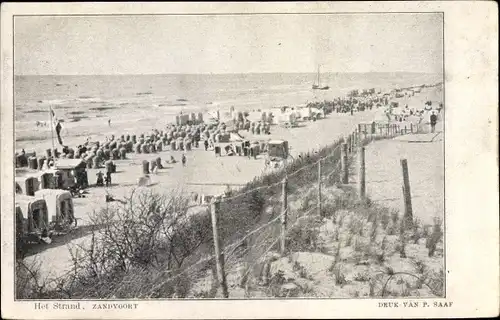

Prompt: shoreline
xmin=15 ymin=81 xmax=442 ymax=154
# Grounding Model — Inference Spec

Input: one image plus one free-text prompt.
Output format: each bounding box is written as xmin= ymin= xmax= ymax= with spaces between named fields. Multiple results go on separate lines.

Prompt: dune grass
xmin=16 ymin=116 xmax=443 ymax=299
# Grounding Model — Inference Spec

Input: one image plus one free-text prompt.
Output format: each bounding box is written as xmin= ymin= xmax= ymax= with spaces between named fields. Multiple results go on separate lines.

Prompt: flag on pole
xmin=49 ymin=106 xmax=64 ymax=145
xmin=55 ymin=121 xmax=64 ymax=145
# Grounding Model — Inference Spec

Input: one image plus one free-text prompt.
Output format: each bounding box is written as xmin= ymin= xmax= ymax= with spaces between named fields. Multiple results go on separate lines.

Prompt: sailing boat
xmin=312 ymin=65 xmax=330 ymax=90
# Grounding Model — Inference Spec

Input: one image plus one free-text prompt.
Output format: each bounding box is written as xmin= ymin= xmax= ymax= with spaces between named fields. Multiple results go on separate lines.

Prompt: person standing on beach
xmin=430 ymin=112 xmax=438 ymax=133
xmin=182 ymin=154 xmax=187 ymax=167
xmin=96 ymin=171 xmax=104 ymax=186
xmin=108 ymin=119 xmax=111 ymax=127
xmin=204 ymin=139 xmax=209 ymax=151
xmin=105 ymin=170 xmax=112 ymax=187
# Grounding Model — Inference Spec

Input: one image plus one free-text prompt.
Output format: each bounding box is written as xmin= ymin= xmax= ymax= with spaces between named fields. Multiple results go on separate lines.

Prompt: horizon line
xmin=15 ymin=71 xmax=443 ymax=77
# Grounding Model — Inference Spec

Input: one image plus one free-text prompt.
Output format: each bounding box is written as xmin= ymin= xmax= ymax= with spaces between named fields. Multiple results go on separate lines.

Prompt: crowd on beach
xmin=16 ymin=82 xmax=443 ymax=191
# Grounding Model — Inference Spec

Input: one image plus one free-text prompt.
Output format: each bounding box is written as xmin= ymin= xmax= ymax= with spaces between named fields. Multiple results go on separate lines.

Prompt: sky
xmin=14 ymin=14 xmax=443 ymax=75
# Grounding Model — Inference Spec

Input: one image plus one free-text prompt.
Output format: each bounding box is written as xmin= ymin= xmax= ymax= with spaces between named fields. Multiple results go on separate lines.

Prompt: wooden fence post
xmin=400 ymin=159 xmax=413 ymax=229
xmin=358 ymin=146 xmax=366 ymax=200
xmin=318 ymin=159 xmax=322 ymax=217
xmin=281 ymin=177 xmax=288 ymax=255
xmin=341 ymin=143 xmax=349 ymax=184
xmin=210 ymin=198 xmax=229 ymax=298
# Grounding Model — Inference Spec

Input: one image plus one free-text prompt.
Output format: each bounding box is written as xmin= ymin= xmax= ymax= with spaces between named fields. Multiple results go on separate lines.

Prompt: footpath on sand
xmin=349 ymin=124 xmax=444 ymax=225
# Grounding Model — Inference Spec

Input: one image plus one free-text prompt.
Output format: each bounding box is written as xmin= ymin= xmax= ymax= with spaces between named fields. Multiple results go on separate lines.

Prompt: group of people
xmin=95 ymin=170 xmax=112 ymax=187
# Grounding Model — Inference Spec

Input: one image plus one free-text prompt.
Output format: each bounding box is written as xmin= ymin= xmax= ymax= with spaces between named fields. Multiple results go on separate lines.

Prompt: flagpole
xmin=49 ymin=105 xmax=56 ymax=163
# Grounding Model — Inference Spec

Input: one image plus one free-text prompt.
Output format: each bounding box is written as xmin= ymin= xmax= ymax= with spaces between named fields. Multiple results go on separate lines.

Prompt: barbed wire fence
xmin=136 ymin=120 xmax=407 ymax=298
xmin=20 ymin=120 xmax=411 ymax=299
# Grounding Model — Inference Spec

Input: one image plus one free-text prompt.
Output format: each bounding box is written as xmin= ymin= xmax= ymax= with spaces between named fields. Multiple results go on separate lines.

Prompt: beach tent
xmin=230 ymin=132 xmax=245 ymax=142
xmin=296 ymin=108 xmax=311 ymax=120
xmin=309 ymin=107 xmax=325 ymax=119
xmin=36 ymin=169 xmax=59 ymax=190
xmin=267 ymin=140 xmax=289 ymax=159
xmin=15 ymin=175 xmax=40 ymax=196
xmin=16 ymin=195 xmax=49 ymax=237
xmin=278 ymin=112 xmax=297 ymax=127
xmin=53 ymin=159 xmax=87 ymax=189
xmin=35 ymin=189 xmax=74 ymax=227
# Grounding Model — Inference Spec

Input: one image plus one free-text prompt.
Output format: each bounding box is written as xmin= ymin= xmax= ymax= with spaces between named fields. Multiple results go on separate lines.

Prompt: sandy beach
xmin=14 ymin=69 xmax=444 ymax=290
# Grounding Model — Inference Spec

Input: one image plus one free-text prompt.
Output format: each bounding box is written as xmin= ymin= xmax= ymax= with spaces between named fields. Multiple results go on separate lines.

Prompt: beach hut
xmin=142 ymin=160 xmax=150 ymax=175
xmin=85 ymin=155 xmax=94 ymax=169
xmin=176 ymin=138 xmax=184 ymax=151
xmin=135 ymin=143 xmax=142 ymax=153
xmin=155 ymin=140 xmax=163 ymax=152
xmin=16 ymin=195 xmax=50 ymax=241
xmin=16 ymin=153 xmax=28 ymax=168
xmin=15 ymin=175 xmax=40 ymax=196
xmin=219 ymin=133 xmax=230 ymax=143
xmin=28 ymin=156 xmax=38 ymax=170
xmin=105 ymin=160 xmax=116 ymax=174
xmin=53 ymin=159 xmax=87 ymax=189
xmin=155 ymin=157 xmax=163 ymax=169
xmin=214 ymin=146 xmax=221 ymax=157
xmin=37 ymin=170 xmax=56 ymax=189
xmin=35 ymin=189 xmax=75 ymax=230
xmin=261 ymin=112 xmax=267 ymax=123
xmin=125 ymin=141 xmax=133 ymax=152
xmin=150 ymin=160 xmax=157 ymax=172
xmin=37 ymin=157 xmax=46 ymax=170
xmin=267 ymin=140 xmax=289 ymax=159
xmin=93 ymin=156 xmax=102 ymax=168
xmin=278 ymin=112 xmax=297 ymax=128
xmin=119 ymin=148 xmax=127 ymax=160
xmin=103 ymin=149 xmax=111 ymax=160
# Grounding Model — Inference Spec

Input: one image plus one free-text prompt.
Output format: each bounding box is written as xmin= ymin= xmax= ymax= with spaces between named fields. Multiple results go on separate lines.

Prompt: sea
xmin=14 ymin=72 xmax=442 ymax=150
